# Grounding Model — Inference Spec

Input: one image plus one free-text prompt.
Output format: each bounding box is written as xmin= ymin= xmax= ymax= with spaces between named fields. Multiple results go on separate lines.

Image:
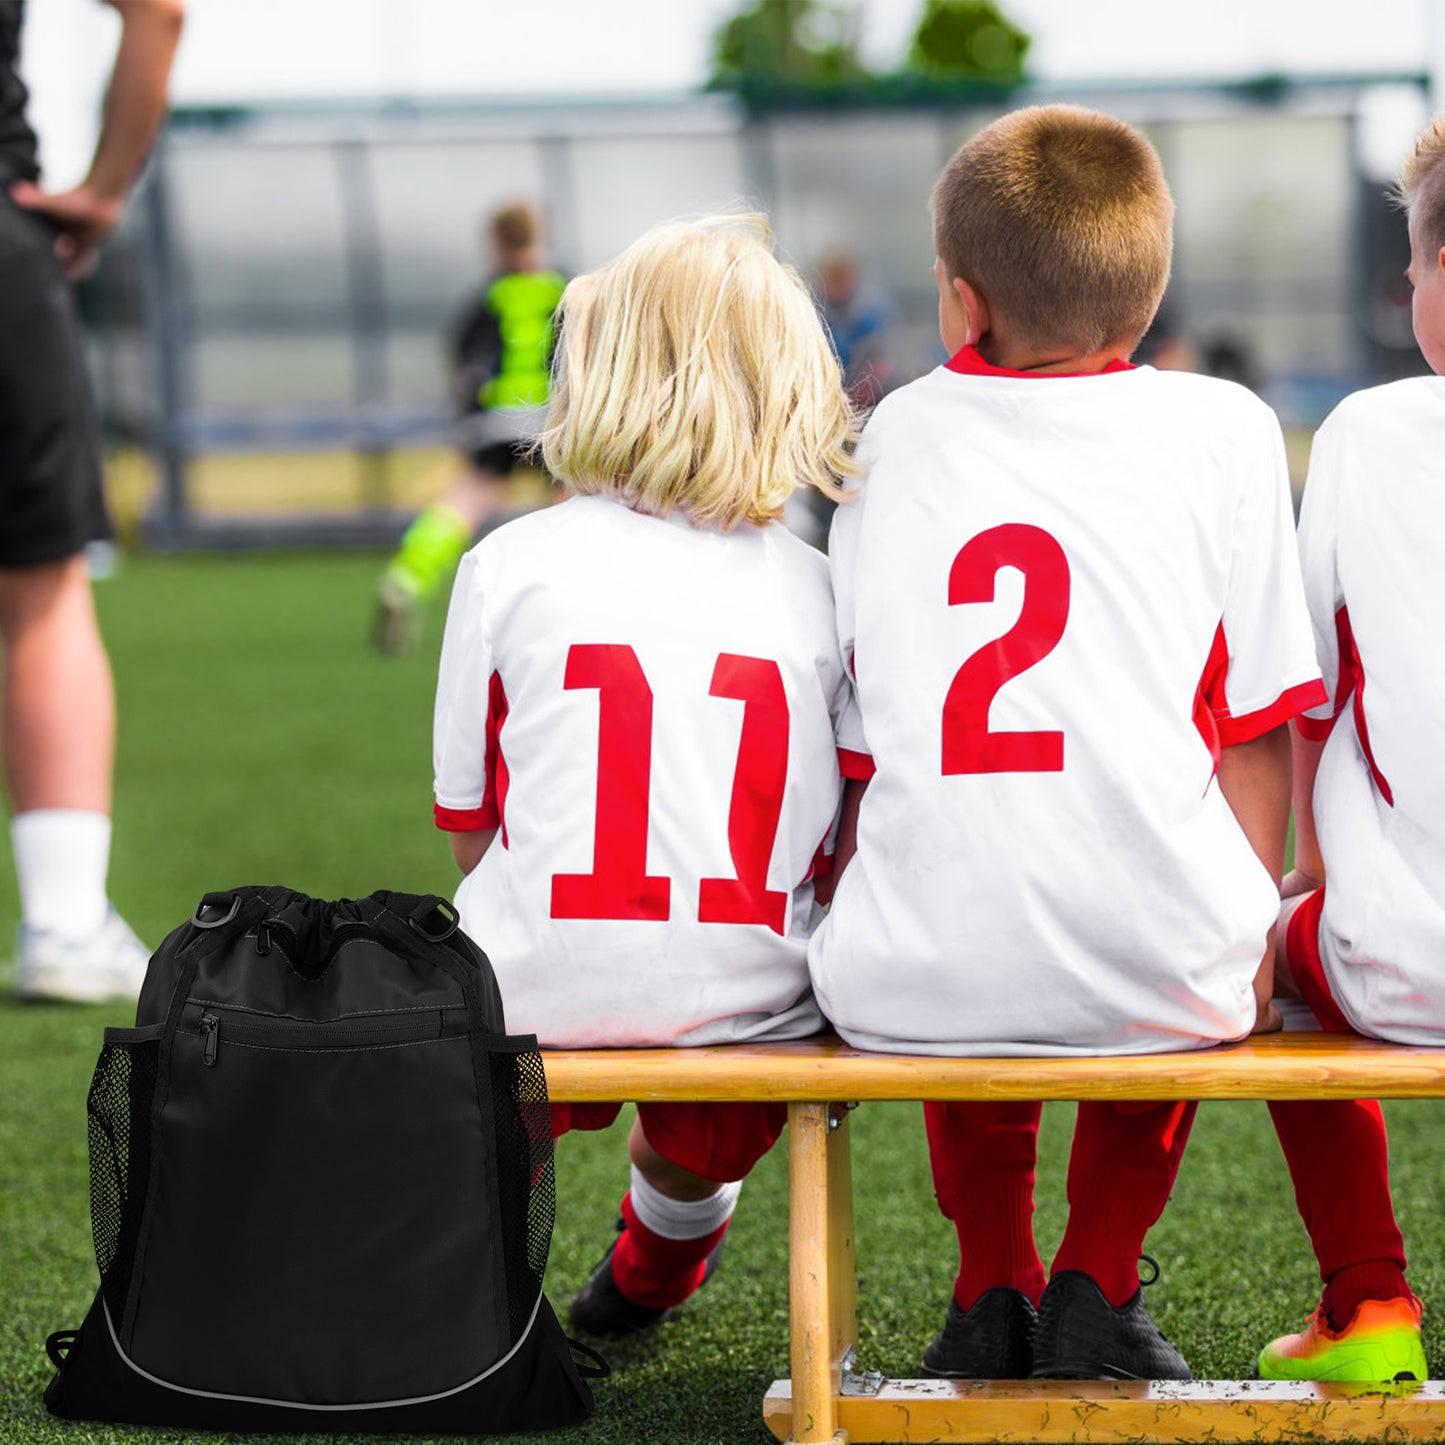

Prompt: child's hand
xmin=1280 ymin=867 xmax=1323 ymax=900
xmin=1252 ymin=998 xmax=1284 ymax=1034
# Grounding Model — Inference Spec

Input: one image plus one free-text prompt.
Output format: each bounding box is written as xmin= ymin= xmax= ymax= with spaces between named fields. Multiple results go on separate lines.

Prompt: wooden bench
xmin=540 ymin=1033 xmax=1445 ymax=1445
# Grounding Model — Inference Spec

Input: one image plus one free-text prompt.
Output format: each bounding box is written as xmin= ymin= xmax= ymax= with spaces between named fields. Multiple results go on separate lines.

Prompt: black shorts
xmin=0 ymin=195 xmax=112 ymax=567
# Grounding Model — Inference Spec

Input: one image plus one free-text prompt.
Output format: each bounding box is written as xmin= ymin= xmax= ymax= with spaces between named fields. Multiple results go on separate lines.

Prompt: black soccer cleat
xmin=568 ymin=1226 xmax=727 ymax=1339
xmin=921 ymin=1288 xmax=1037 ymax=1378
xmin=1030 ymin=1266 xmax=1191 ymax=1380
xmin=569 ymin=1241 xmax=670 ymax=1337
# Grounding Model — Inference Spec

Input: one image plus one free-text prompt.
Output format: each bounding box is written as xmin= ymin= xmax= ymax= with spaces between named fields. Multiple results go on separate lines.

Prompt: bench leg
xmin=826 ymin=1105 xmax=859 ymax=1372
xmin=787 ymin=1100 xmax=851 ymax=1445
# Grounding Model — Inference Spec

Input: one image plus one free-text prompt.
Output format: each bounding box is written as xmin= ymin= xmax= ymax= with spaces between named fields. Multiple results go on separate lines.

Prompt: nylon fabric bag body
xmin=43 ymin=885 xmax=599 ymax=1434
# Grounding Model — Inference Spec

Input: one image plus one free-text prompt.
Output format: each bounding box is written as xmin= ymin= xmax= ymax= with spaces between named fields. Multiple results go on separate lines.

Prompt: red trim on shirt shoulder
xmin=1217 ymin=679 xmax=1330 ymax=748
xmin=1192 ymin=623 xmax=1229 ymax=768
xmin=1294 ymin=606 xmax=1393 ymax=807
xmin=945 ymin=344 xmax=1136 ymax=379
xmin=1298 ymin=605 xmax=1359 ymax=743
xmin=838 ymin=747 xmax=876 ymax=781
xmin=482 ymin=669 xmax=511 ymax=847
xmin=1330 ymin=606 xmax=1393 ymax=806
xmin=435 ymin=803 xmax=494 ymax=833
xmin=434 ymin=668 xmax=510 ymax=839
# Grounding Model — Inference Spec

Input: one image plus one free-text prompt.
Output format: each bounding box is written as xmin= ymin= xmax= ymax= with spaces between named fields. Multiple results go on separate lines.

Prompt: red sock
xmin=1051 ymin=1100 xmax=1196 ymax=1307
xmin=924 ymin=1100 xmax=1047 ymax=1310
xmin=1267 ymin=1099 xmax=1407 ymax=1328
xmin=610 ymin=1190 xmax=730 ymax=1310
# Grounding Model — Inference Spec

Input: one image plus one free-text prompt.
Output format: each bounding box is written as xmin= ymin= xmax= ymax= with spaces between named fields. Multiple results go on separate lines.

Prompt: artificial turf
xmin=2 ymin=550 xmax=1442 ymax=1444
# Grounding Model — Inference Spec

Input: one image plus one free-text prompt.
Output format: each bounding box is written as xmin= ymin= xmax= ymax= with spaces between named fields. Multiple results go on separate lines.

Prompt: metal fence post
xmin=138 ymin=136 xmax=190 ymax=542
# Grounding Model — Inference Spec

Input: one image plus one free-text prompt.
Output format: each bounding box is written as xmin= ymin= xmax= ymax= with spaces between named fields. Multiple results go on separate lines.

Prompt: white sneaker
xmin=15 ymin=908 xmax=152 ymax=1003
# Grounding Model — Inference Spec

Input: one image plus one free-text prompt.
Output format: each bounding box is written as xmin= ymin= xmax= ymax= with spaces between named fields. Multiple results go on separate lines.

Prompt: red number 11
xmin=550 ymin=645 xmax=791 ymax=934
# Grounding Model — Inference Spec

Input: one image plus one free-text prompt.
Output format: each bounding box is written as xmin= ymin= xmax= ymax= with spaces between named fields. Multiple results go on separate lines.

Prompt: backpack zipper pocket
xmin=185 ymin=1005 xmax=469 ymax=1067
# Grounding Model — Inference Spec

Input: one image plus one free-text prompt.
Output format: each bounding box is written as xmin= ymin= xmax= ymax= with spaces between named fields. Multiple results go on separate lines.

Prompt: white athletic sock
xmin=11 ymin=809 xmax=112 ymax=938
xmin=628 ymin=1164 xmax=741 ymax=1241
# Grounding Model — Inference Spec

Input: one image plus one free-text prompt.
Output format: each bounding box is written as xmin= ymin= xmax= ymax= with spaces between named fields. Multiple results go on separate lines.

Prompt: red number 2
xmin=941 ymin=523 xmax=1070 ymax=775
xmin=550 ymin=645 xmax=791 ymax=934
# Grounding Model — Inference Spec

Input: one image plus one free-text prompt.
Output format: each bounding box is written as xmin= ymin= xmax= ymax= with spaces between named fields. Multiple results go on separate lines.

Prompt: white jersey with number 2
xmin=433 ymin=492 xmax=851 ymax=1047
xmin=1295 ymin=377 xmax=1445 ymax=1042
xmin=809 ymin=351 xmax=1325 ymax=1057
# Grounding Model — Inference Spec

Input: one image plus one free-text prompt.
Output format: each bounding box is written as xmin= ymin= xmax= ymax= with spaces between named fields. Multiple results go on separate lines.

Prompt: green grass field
xmin=2 ymin=550 xmax=1442 ymax=1445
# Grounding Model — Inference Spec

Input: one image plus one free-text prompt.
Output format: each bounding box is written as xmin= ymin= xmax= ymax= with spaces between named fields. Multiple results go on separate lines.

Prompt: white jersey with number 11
xmin=433 ymin=493 xmax=853 ymax=1047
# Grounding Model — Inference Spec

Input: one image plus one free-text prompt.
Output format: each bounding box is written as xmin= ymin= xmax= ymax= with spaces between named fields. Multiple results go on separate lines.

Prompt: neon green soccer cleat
xmin=371 ymin=504 xmax=475 ymax=655
xmin=1257 ymin=1295 xmax=1426 ymax=1383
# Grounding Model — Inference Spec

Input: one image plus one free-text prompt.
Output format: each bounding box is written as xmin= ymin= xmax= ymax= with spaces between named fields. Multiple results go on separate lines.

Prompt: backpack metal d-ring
xmin=407 ymin=896 xmax=459 ymax=942
xmin=191 ymin=893 xmax=241 ymax=929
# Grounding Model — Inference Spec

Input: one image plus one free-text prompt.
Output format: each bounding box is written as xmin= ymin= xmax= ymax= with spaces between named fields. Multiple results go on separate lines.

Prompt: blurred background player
xmin=2 ymin=0 xmax=184 ymax=1001
xmin=1132 ymin=299 xmax=1198 ymax=371
xmin=1251 ymin=111 xmax=1445 ymax=1387
xmin=817 ymin=249 xmax=896 ymax=408
xmin=373 ymin=201 xmax=566 ymax=653
xmin=787 ymin=250 xmax=896 ymax=548
xmin=431 ymin=214 xmax=856 ymax=1337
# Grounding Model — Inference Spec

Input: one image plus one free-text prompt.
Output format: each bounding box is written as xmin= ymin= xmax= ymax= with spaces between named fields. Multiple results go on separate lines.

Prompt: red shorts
xmin=549 ymin=1100 xmax=786 ymax=1183
xmin=1285 ymin=887 xmax=1354 ymax=1033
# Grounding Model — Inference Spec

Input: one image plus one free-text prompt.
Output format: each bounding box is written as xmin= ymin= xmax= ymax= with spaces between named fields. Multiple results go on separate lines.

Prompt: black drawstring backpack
xmin=43 ymin=885 xmax=606 ymax=1434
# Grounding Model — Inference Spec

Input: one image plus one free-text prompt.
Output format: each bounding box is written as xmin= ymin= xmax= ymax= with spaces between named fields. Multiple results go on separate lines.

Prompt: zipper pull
xmin=200 ymin=1012 xmax=219 ymax=1067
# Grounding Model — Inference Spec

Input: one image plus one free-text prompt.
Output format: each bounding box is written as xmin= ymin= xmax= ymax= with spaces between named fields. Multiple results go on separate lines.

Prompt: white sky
xmin=22 ymin=0 xmax=1445 ymax=184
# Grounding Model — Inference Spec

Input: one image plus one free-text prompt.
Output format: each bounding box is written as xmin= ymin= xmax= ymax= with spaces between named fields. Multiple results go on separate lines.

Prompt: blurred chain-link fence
xmin=85 ymin=75 xmax=1431 ymax=547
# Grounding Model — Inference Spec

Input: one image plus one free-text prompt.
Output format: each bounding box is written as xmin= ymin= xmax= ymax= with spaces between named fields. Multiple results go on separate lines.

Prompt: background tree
xmin=709 ymin=0 xmax=869 ymax=91
xmin=906 ymin=0 xmax=1029 ymax=85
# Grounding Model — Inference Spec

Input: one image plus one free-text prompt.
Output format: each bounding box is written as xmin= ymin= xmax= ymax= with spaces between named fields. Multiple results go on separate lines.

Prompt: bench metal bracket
xmin=826 ymin=1101 xmax=858 ymax=1133
xmin=838 ymin=1345 xmax=884 ymax=1397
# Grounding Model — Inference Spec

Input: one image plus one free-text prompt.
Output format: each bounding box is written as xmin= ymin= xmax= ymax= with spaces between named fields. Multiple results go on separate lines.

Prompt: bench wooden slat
xmin=541 ymin=1032 xmax=1445 ymax=1102
xmin=763 ymin=1379 xmax=1445 ymax=1443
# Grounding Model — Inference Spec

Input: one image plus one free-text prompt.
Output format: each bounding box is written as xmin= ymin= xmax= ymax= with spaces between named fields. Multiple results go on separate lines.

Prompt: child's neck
xmin=975 ymin=337 xmax=1133 ymax=376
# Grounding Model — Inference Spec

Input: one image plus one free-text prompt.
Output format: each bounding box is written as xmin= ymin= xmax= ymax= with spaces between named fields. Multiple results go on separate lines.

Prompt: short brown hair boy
xmin=930 ymin=104 xmax=1173 ymax=355
xmin=1397 ymin=111 xmax=1445 ymax=254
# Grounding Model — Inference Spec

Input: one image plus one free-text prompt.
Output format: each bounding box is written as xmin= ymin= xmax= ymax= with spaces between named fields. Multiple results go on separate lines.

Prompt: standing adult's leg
xmin=0 ymin=555 xmax=113 ymax=815
xmin=0 ymin=196 xmax=146 ymax=1001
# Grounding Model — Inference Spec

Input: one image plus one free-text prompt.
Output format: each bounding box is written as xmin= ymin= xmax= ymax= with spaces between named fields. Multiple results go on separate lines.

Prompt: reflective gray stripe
xmin=101 ymin=1291 xmax=542 ymax=1412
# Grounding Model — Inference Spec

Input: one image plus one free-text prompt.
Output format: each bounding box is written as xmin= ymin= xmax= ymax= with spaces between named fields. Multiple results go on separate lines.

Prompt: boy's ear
xmin=952 ymin=276 xmax=990 ymax=346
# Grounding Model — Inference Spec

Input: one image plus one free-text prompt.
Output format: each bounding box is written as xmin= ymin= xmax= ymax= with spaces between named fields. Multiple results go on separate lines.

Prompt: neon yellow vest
xmin=479 ymin=269 xmax=567 ymax=410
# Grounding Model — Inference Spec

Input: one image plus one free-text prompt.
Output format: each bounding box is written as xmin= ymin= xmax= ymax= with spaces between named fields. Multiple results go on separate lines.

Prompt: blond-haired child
xmin=1252 ymin=115 xmax=1445 ymax=1385
xmin=432 ymin=214 xmax=857 ymax=1335
xmin=810 ymin=105 xmax=1326 ymax=1380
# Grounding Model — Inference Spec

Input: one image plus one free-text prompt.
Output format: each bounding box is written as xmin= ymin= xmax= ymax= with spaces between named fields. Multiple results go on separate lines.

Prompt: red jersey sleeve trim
xmin=481 ymin=670 xmax=511 ymax=848
xmin=1216 ymin=679 xmax=1329 ymax=748
xmin=1329 ymin=606 xmax=1393 ymax=806
xmin=435 ymin=802 xmax=497 ymax=832
xmin=838 ymin=747 xmax=876 ymax=781
xmin=1294 ymin=604 xmax=1357 ymax=744
xmin=1295 ymin=712 xmax=1337 ymax=743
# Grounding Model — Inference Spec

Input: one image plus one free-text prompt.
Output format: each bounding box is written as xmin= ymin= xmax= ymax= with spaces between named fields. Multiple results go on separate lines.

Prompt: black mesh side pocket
xmin=87 ymin=1028 xmax=161 ymax=1322
xmin=486 ymin=1040 xmax=555 ymax=1345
